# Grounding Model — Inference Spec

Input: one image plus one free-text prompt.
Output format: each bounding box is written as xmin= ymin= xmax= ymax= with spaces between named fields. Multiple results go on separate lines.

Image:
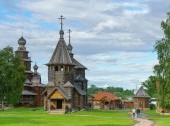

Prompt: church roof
xmin=46 ymin=81 xmax=55 ymax=87
xmin=22 ymin=90 xmax=37 ymax=96
xmin=74 ymin=75 xmax=85 ymax=82
xmin=25 ymin=78 xmax=31 ymax=84
xmin=18 ymin=36 xmax=26 ymax=45
xmin=47 ymin=86 xmax=71 ymax=100
xmin=72 ymin=58 xmax=87 ymax=69
xmin=47 ymin=34 xmax=73 ymax=65
xmin=74 ymin=83 xmax=86 ymax=95
xmin=63 ymin=81 xmax=74 ymax=88
xmin=134 ymin=86 xmax=150 ymax=98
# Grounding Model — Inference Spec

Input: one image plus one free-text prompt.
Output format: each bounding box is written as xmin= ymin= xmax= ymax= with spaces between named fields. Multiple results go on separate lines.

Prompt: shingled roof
xmin=22 ymin=90 xmax=37 ymax=96
xmin=48 ymin=39 xmax=73 ymax=65
xmin=74 ymin=83 xmax=86 ymax=95
xmin=134 ymin=86 xmax=150 ymax=98
xmin=47 ymin=86 xmax=71 ymax=100
xmin=72 ymin=58 xmax=87 ymax=69
xmin=93 ymin=92 xmax=119 ymax=101
xmin=47 ymin=29 xmax=74 ymax=65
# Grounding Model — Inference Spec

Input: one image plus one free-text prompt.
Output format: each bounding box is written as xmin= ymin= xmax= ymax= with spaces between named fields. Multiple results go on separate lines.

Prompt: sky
xmin=0 ymin=0 xmax=169 ymax=90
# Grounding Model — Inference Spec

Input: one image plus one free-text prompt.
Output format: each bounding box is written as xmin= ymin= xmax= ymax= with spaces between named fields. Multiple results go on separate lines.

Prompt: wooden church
xmin=43 ymin=15 xmax=88 ymax=114
xmin=15 ymin=36 xmax=45 ymax=107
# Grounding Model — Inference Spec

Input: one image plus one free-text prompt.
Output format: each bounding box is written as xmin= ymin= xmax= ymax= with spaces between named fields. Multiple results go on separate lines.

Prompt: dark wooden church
xmin=43 ymin=16 xmax=88 ymax=114
xmin=15 ymin=36 xmax=45 ymax=107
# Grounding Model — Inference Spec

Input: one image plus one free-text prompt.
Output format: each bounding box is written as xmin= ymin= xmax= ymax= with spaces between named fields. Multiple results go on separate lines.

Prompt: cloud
xmin=0 ymin=0 xmax=169 ymax=89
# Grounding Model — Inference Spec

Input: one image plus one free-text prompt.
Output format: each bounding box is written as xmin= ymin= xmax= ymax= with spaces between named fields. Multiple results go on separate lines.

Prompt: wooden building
xmin=133 ymin=86 xmax=150 ymax=110
xmin=15 ymin=37 xmax=45 ymax=107
xmin=92 ymin=92 xmax=122 ymax=110
xmin=122 ymin=100 xmax=134 ymax=109
xmin=43 ymin=16 xmax=88 ymax=114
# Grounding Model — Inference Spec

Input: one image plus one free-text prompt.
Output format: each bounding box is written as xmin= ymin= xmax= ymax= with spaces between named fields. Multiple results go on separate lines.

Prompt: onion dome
xmin=67 ymin=43 xmax=73 ymax=50
xmin=33 ymin=63 xmax=38 ymax=70
xmin=60 ymin=29 xmax=64 ymax=35
xmin=18 ymin=36 xmax=26 ymax=45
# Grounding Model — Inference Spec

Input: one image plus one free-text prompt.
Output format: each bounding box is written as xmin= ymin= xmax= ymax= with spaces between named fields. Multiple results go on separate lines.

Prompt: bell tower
xmin=46 ymin=15 xmax=75 ymax=86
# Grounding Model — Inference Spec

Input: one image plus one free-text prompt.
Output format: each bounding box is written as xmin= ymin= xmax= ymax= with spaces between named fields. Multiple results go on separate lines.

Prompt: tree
xmin=142 ymin=76 xmax=157 ymax=98
xmin=0 ymin=46 xmax=25 ymax=108
xmin=154 ymin=12 xmax=170 ymax=110
xmin=87 ymin=85 xmax=134 ymax=99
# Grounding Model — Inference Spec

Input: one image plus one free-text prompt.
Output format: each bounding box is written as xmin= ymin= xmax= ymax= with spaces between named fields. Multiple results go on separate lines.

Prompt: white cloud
xmin=0 ymin=0 xmax=169 ymax=89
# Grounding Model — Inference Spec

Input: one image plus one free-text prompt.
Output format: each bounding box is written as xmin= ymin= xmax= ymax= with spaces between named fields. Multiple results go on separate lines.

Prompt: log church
xmin=43 ymin=15 xmax=88 ymax=114
xmin=15 ymin=36 xmax=45 ymax=107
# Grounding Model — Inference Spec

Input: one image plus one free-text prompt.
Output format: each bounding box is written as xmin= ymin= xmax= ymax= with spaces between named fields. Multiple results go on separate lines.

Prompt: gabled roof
xmin=63 ymin=81 xmax=74 ymax=88
xmin=47 ymin=86 xmax=71 ymax=100
xmin=134 ymin=86 xmax=150 ymax=98
xmin=46 ymin=81 xmax=55 ymax=87
xmin=72 ymin=58 xmax=87 ymax=69
xmin=93 ymin=92 xmax=119 ymax=101
xmin=74 ymin=83 xmax=86 ymax=95
xmin=47 ymin=38 xmax=73 ymax=65
xmin=22 ymin=90 xmax=37 ymax=96
xmin=25 ymin=78 xmax=31 ymax=84
xmin=74 ymin=75 xmax=85 ymax=82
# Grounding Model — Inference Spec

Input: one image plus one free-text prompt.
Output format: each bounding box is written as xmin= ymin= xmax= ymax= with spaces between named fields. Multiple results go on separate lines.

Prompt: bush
xmin=150 ymin=104 xmax=156 ymax=110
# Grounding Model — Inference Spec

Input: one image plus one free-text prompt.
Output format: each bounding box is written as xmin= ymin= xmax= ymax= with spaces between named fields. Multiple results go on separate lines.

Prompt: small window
xmin=55 ymin=66 xmax=58 ymax=71
xmin=61 ymin=66 xmax=64 ymax=71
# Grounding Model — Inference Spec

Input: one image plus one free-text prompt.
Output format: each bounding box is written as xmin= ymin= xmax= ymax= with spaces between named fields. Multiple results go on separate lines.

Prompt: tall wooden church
xmin=43 ymin=16 xmax=88 ymax=113
xmin=15 ymin=36 xmax=45 ymax=107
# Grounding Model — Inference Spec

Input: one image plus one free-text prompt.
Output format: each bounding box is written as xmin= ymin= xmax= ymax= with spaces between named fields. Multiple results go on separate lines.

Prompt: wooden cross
xmin=58 ymin=15 xmax=65 ymax=30
xmin=68 ymin=29 xmax=72 ymax=43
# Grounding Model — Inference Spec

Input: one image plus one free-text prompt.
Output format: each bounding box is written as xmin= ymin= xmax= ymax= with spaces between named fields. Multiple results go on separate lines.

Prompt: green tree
xmin=0 ymin=46 xmax=25 ymax=108
xmin=142 ymin=76 xmax=157 ymax=98
xmin=87 ymin=85 xmax=134 ymax=99
xmin=154 ymin=12 xmax=170 ymax=110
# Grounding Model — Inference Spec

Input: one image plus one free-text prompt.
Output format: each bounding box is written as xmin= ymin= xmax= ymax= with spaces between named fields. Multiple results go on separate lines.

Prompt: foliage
xmin=144 ymin=110 xmax=170 ymax=126
xmin=0 ymin=108 xmax=133 ymax=126
xmin=154 ymin=12 xmax=170 ymax=110
xmin=142 ymin=76 xmax=157 ymax=98
xmin=0 ymin=46 xmax=25 ymax=105
xmin=149 ymin=104 xmax=156 ymax=110
xmin=88 ymin=84 xmax=134 ymax=99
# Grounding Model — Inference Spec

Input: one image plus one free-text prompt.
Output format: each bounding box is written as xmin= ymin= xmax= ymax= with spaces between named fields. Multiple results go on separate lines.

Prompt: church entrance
xmin=57 ymin=99 xmax=62 ymax=109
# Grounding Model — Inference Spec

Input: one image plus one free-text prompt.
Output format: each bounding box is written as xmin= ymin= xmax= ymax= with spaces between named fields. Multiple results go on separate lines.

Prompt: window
xmin=61 ymin=66 xmax=64 ymax=71
xmin=55 ymin=66 xmax=58 ymax=71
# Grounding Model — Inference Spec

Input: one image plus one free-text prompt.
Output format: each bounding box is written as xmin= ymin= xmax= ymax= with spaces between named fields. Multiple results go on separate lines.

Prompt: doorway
xmin=57 ymin=99 xmax=62 ymax=109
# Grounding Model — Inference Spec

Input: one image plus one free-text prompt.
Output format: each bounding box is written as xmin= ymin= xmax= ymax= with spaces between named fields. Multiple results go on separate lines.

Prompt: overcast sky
xmin=0 ymin=0 xmax=169 ymax=89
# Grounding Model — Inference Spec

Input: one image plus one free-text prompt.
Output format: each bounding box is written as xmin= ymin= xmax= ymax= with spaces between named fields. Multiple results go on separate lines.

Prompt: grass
xmin=0 ymin=108 xmax=134 ymax=126
xmin=143 ymin=110 xmax=170 ymax=126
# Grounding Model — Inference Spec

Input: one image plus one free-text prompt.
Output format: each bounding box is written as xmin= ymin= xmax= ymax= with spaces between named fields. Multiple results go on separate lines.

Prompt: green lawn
xmin=0 ymin=108 xmax=134 ymax=126
xmin=143 ymin=110 xmax=170 ymax=126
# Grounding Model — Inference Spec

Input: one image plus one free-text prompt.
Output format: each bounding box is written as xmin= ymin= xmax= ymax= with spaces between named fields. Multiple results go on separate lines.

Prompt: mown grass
xmin=0 ymin=108 xmax=134 ymax=126
xmin=143 ymin=110 xmax=170 ymax=126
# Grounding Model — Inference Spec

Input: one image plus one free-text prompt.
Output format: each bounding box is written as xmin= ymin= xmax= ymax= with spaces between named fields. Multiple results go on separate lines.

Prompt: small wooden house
xmin=122 ymin=100 xmax=134 ymax=109
xmin=133 ymin=86 xmax=150 ymax=110
xmin=92 ymin=92 xmax=122 ymax=110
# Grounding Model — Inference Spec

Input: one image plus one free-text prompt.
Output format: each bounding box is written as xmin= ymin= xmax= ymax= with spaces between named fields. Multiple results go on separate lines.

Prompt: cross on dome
xmin=58 ymin=15 xmax=65 ymax=30
xmin=68 ymin=29 xmax=72 ymax=43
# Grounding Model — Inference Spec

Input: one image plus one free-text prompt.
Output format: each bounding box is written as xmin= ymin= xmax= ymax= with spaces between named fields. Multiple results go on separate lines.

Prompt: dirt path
xmin=134 ymin=117 xmax=155 ymax=126
xmin=131 ymin=112 xmax=156 ymax=126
